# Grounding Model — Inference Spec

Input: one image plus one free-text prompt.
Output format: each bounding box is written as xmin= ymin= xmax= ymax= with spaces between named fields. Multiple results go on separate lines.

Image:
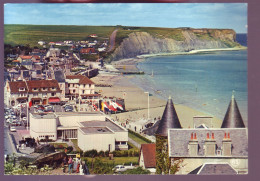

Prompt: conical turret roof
xmin=221 ymin=91 xmax=245 ymax=128
xmin=156 ymin=96 xmax=182 ymax=137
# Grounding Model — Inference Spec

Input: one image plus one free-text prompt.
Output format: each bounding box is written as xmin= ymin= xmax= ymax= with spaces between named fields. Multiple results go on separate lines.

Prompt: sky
xmin=4 ymin=3 xmax=248 ymax=33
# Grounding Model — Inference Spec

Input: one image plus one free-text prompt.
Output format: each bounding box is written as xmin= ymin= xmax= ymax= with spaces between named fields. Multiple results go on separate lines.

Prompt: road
xmin=107 ymin=29 xmax=118 ymax=52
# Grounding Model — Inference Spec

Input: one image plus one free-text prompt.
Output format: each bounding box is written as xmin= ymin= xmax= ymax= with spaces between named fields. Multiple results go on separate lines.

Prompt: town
xmin=4 ymin=31 xmax=248 ymax=175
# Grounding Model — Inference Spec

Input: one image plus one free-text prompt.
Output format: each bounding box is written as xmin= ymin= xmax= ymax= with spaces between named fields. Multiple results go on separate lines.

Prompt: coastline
xmin=92 ymin=47 xmax=248 ymax=130
xmin=91 ymin=73 xmax=223 ymax=130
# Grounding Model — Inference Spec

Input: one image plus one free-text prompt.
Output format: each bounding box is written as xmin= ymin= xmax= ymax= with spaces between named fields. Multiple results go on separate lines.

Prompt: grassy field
xmin=4 ymin=24 xmax=116 ymax=47
xmin=83 ymin=156 xmax=139 ymax=165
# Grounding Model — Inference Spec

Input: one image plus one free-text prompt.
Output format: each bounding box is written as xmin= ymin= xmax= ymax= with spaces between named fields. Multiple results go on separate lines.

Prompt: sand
xmin=91 ymin=72 xmax=223 ymax=131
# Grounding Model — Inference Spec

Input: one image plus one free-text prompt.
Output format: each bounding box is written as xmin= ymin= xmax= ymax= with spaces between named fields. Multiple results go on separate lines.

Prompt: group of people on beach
xmin=63 ymin=156 xmax=89 ymax=175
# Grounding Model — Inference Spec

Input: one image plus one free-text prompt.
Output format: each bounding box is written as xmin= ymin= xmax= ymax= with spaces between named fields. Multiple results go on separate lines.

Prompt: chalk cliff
xmin=110 ymin=28 xmax=240 ymax=61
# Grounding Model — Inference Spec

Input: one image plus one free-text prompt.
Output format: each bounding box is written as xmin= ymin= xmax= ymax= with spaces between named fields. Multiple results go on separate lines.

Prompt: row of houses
xmin=5 ymin=74 xmax=98 ymax=106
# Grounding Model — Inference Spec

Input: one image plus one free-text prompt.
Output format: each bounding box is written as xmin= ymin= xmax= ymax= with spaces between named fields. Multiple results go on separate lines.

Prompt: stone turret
xmin=221 ymin=91 xmax=245 ymax=128
xmin=156 ymin=96 xmax=182 ymax=137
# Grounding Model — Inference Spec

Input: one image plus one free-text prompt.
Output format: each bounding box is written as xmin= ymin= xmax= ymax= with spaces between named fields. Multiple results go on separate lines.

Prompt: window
xmin=19 ymin=87 xmax=25 ymax=91
xmin=89 ymin=84 xmax=91 ymax=88
xmin=33 ymin=88 xmax=38 ymax=91
xmin=51 ymin=93 xmax=55 ymax=96
xmin=33 ymin=93 xmax=38 ymax=97
xmin=42 ymin=87 xmax=47 ymax=91
xmin=82 ymin=90 xmax=85 ymax=94
xmin=73 ymin=90 xmax=76 ymax=93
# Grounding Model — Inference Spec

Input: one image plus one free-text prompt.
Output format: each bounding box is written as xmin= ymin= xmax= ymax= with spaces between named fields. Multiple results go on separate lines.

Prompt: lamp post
xmin=144 ymin=92 xmax=150 ymax=120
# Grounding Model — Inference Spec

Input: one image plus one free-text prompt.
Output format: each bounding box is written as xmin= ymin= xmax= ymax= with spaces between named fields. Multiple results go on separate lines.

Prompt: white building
xmin=29 ymin=112 xmax=128 ymax=152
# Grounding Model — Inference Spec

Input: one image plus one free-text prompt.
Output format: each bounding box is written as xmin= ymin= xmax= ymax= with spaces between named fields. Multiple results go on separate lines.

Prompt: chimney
xmin=188 ymin=132 xmax=199 ymax=156
xmin=222 ymin=132 xmax=232 ymax=156
xmin=204 ymin=132 xmax=216 ymax=156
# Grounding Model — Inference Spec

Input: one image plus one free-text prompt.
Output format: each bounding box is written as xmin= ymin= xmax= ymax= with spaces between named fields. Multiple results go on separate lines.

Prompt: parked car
xmin=22 ymin=117 xmax=27 ymax=121
xmin=113 ymin=164 xmax=135 ymax=173
xmin=10 ymin=127 xmax=16 ymax=132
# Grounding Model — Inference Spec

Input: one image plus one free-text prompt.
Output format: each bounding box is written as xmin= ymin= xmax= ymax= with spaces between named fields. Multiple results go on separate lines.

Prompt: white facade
xmin=78 ymin=128 xmax=115 ymax=152
xmin=29 ymin=112 xmax=128 ymax=151
xmin=30 ymin=113 xmax=57 ymax=140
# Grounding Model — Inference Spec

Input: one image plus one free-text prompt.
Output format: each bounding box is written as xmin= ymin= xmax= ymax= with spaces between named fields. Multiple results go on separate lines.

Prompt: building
xmin=54 ymin=70 xmax=66 ymax=101
xmin=80 ymin=48 xmax=96 ymax=54
xmin=144 ymin=93 xmax=248 ymax=175
xmin=29 ymin=112 xmax=128 ymax=152
xmin=65 ymin=75 xmax=99 ymax=101
xmin=5 ymin=79 xmax=61 ymax=106
xmin=139 ymin=144 xmax=156 ymax=174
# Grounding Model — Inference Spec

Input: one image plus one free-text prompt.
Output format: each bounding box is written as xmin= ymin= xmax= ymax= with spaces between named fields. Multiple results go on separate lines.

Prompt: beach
xmin=91 ymin=47 xmax=248 ymax=131
xmin=91 ymin=71 xmax=223 ymax=130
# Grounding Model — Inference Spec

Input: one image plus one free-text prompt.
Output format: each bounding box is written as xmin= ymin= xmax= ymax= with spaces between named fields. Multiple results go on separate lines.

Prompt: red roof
xmin=140 ymin=144 xmax=156 ymax=168
xmin=66 ymin=75 xmax=95 ymax=85
xmin=80 ymin=48 xmax=96 ymax=54
xmin=19 ymin=55 xmax=33 ymax=60
xmin=9 ymin=80 xmax=60 ymax=94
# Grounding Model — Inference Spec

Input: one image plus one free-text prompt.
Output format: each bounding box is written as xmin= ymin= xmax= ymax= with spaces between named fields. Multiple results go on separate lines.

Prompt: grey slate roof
xmin=190 ymin=163 xmax=237 ymax=175
xmin=168 ymin=128 xmax=248 ymax=158
xmin=142 ymin=120 xmax=160 ymax=136
xmin=54 ymin=70 xmax=65 ymax=83
xmin=221 ymin=94 xmax=245 ymax=128
xmin=155 ymin=97 xmax=182 ymax=137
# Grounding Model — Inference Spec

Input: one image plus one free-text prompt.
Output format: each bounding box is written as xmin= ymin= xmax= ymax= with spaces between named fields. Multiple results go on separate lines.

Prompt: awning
xmin=48 ymin=97 xmax=60 ymax=103
xmin=31 ymin=98 xmax=42 ymax=101
xmin=16 ymin=97 xmax=28 ymax=100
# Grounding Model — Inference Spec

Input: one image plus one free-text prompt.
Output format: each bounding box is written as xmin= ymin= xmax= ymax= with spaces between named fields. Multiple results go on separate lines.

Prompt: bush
xmin=66 ymin=146 xmax=73 ymax=153
xmin=98 ymin=151 xmax=105 ymax=157
xmin=128 ymin=129 xmax=152 ymax=143
xmin=83 ymin=149 xmax=98 ymax=157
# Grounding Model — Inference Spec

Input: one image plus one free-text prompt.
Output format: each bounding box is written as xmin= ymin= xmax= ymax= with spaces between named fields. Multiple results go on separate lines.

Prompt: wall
xmin=78 ymin=130 xmax=115 ymax=152
xmin=30 ymin=114 xmax=57 ymax=140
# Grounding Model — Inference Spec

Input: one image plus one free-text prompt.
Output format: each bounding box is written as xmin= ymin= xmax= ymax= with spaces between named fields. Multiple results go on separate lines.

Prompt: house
xmin=5 ymin=79 xmax=61 ymax=106
xmin=139 ymin=144 xmax=156 ymax=174
xmin=29 ymin=112 xmax=128 ymax=152
xmin=80 ymin=48 xmax=96 ymax=54
xmin=46 ymin=47 xmax=61 ymax=58
xmin=65 ymin=75 xmax=98 ymax=101
xmin=38 ymin=41 xmax=46 ymax=46
xmin=17 ymin=55 xmax=36 ymax=63
xmin=89 ymin=34 xmax=98 ymax=38
xmin=153 ymin=93 xmax=248 ymax=175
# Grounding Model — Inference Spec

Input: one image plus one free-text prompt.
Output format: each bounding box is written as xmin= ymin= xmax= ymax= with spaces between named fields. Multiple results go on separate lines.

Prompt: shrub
xmin=83 ymin=149 xmax=98 ymax=157
xmin=66 ymin=146 xmax=73 ymax=153
xmin=98 ymin=151 xmax=105 ymax=157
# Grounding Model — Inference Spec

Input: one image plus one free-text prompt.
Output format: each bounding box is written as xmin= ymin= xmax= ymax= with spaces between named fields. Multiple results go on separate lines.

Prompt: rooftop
xmin=79 ymin=120 xmax=126 ymax=132
xmin=79 ymin=127 xmax=113 ymax=135
xmin=168 ymin=128 xmax=248 ymax=158
xmin=31 ymin=113 xmax=57 ymax=119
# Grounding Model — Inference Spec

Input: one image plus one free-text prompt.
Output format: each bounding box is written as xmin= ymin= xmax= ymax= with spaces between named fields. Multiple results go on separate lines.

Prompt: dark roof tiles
xmin=155 ymin=97 xmax=182 ymax=137
xmin=221 ymin=94 xmax=245 ymax=128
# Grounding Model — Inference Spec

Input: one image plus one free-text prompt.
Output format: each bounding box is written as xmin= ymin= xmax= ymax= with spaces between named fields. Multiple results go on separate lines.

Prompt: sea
xmin=129 ymin=34 xmax=248 ymax=124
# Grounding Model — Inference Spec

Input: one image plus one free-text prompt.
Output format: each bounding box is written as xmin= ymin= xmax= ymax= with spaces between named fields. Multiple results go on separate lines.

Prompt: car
xmin=22 ymin=117 xmax=27 ymax=121
xmin=113 ymin=165 xmax=127 ymax=173
xmin=12 ymin=115 xmax=17 ymax=119
xmin=5 ymin=115 xmax=9 ymax=119
xmin=10 ymin=127 xmax=16 ymax=132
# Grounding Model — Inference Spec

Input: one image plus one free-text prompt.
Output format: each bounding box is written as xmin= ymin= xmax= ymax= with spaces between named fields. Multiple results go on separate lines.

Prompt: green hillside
xmin=4 ymin=24 xmax=116 ymax=47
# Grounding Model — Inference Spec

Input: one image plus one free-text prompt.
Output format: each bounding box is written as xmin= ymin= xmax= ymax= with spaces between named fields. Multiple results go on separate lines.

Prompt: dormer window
xmin=33 ymin=88 xmax=38 ymax=91
xmin=19 ymin=87 xmax=25 ymax=91
xmin=42 ymin=87 xmax=47 ymax=91
xmin=50 ymin=87 xmax=56 ymax=91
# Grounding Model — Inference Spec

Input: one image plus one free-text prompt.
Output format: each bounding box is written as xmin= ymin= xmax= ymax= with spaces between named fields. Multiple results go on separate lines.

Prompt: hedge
xmin=128 ymin=129 xmax=152 ymax=143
